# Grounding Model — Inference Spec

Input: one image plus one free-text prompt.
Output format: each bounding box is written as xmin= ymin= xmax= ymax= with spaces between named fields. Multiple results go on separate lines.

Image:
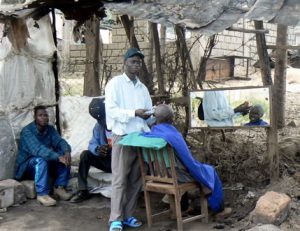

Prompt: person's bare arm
xmin=96 ymin=145 xmax=111 ymax=157
xmin=58 ymin=152 xmax=71 ymax=167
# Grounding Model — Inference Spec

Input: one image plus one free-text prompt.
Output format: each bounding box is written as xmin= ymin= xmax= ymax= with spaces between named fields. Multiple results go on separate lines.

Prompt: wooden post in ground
xmin=254 ymin=20 xmax=272 ymax=85
xmin=268 ymin=24 xmax=287 ymax=181
xmin=254 ymin=20 xmax=282 ymax=181
xmin=274 ymin=24 xmax=287 ymax=129
xmin=83 ymin=15 xmax=101 ymax=97
xmin=51 ymin=9 xmax=61 ymax=135
xmin=151 ymin=22 xmax=164 ymax=94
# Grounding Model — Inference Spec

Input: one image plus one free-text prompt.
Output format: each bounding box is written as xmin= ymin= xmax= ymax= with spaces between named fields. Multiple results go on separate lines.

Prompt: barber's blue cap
xmin=124 ymin=47 xmax=144 ymax=60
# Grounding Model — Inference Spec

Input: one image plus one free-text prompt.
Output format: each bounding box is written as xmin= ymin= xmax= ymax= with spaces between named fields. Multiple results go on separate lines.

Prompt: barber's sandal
xmin=53 ymin=186 xmax=72 ymax=201
xmin=37 ymin=195 xmax=56 ymax=206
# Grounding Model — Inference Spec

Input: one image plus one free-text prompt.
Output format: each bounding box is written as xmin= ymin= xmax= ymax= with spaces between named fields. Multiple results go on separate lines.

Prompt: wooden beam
xmin=266 ymin=45 xmax=300 ymax=50
xmin=227 ymin=26 xmax=269 ymax=34
xmin=254 ymin=21 xmax=272 ymax=85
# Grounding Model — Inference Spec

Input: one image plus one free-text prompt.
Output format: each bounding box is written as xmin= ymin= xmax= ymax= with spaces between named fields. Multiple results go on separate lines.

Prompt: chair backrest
xmin=137 ymin=145 xmax=179 ymax=186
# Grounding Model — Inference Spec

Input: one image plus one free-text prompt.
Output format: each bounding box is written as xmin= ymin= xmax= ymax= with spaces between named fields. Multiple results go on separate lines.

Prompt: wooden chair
xmin=137 ymin=144 xmax=209 ymax=231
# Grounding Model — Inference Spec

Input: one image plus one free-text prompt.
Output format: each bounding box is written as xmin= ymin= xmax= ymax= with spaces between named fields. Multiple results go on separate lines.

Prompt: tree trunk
xmin=147 ymin=22 xmax=154 ymax=79
xmin=254 ymin=21 xmax=272 ymax=85
xmin=121 ymin=15 xmax=154 ymax=94
xmin=160 ymin=25 xmax=166 ymax=58
xmin=173 ymin=27 xmax=197 ymax=90
xmin=175 ymin=26 xmax=189 ymax=138
xmin=83 ymin=15 xmax=101 ymax=96
xmin=196 ymin=35 xmax=216 ymax=89
xmin=51 ymin=9 xmax=61 ymax=135
xmin=151 ymin=23 xmax=164 ymax=94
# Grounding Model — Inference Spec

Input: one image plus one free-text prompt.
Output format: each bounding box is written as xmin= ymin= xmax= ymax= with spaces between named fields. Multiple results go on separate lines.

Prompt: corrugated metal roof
xmin=104 ymin=0 xmax=300 ymax=35
xmin=1 ymin=0 xmax=300 ymax=35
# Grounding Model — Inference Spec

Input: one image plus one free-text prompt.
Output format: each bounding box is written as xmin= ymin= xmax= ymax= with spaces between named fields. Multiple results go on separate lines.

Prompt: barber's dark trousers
xmin=24 ymin=157 xmax=70 ymax=196
xmin=77 ymin=150 xmax=112 ymax=191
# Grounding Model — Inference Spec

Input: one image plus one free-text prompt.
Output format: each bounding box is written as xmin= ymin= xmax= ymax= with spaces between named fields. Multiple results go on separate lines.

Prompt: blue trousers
xmin=24 ymin=157 xmax=70 ymax=196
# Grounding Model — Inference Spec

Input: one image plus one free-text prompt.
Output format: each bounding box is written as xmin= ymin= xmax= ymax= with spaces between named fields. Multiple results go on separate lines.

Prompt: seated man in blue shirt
xmin=244 ymin=104 xmax=269 ymax=126
xmin=15 ymin=105 xmax=72 ymax=207
xmin=142 ymin=104 xmax=225 ymax=214
xmin=70 ymin=98 xmax=112 ymax=203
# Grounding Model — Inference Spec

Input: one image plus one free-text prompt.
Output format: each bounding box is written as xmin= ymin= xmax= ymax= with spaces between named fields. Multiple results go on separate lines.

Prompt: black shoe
xmin=70 ymin=190 xmax=92 ymax=203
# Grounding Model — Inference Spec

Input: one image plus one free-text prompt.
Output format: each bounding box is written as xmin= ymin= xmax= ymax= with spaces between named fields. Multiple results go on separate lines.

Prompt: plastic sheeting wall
xmin=0 ymin=117 xmax=17 ymax=180
xmin=59 ymin=96 xmax=98 ymax=160
xmin=0 ymin=15 xmax=56 ymax=180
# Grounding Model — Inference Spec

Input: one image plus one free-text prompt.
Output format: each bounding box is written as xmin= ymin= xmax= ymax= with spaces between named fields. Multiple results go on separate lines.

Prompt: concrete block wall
xmin=66 ymin=18 xmax=297 ymax=76
xmin=68 ymin=44 xmax=86 ymax=72
xmin=68 ymin=19 xmax=153 ymax=77
xmin=211 ymin=19 xmax=279 ymax=67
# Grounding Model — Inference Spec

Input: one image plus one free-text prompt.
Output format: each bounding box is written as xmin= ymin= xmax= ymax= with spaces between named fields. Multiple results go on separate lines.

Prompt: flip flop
xmin=123 ymin=217 xmax=142 ymax=228
xmin=109 ymin=221 xmax=123 ymax=231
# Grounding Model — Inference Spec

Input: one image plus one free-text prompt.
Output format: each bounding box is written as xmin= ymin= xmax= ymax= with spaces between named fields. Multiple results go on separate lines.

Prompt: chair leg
xmin=200 ymin=190 xmax=209 ymax=223
xmin=174 ymin=194 xmax=183 ymax=231
xmin=144 ymin=191 xmax=152 ymax=227
xmin=169 ymin=195 xmax=176 ymax=219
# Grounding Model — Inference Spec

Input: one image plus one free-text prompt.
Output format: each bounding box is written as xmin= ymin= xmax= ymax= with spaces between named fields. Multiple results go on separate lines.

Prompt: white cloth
xmin=105 ymin=73 xmax=152 ymax=135
xmin=203 ymin=91 xmax=235 ymax=127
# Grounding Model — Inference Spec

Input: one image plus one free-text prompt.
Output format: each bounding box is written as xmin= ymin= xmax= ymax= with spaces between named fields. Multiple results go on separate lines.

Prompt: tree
xmin=121 ymin=15 xmax=154 ymax=94
xmin=150 ymin=22 xmax=164 ymax=95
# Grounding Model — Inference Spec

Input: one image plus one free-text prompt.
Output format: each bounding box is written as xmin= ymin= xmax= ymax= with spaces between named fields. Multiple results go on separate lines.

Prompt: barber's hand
xmin=96 ymin=145 xmax=111 ymax=157
xmin=234 ymin=101 xmax=251 ymax=115
xmin=135 ymin=109 xmax=151 ymax=120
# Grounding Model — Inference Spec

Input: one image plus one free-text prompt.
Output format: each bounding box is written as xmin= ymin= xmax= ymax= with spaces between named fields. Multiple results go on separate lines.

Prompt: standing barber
xmin=105 ymin=48 xmax=152 ymax=231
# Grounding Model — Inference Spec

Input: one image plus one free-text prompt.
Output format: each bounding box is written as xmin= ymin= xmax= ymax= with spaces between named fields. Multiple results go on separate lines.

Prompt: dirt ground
xmin=1 ymin=71 xmax=300 ymax=231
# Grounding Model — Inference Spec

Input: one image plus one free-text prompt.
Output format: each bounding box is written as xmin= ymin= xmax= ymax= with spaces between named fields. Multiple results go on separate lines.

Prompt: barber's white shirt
xmin=203 ymin=91 xmax=235 ymax=127
xmin=105 ymin=73 xmax=152 ymax=135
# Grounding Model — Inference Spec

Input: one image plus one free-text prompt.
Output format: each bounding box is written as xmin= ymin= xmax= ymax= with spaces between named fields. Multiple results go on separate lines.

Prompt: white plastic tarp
xmin=60 ymin=96 xmax=112 ymax=198
xmin=59 ymin=96 xmax=97 ymax=159
xmin=0 ymin=15 xmax=56 ymax=180
xmin=0 ymin=15 xmax=56 ymax=114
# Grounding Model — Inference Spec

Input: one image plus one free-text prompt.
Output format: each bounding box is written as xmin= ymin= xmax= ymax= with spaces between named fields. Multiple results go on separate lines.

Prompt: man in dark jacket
xmin=15 ymin=105 xmax=72 ymax=206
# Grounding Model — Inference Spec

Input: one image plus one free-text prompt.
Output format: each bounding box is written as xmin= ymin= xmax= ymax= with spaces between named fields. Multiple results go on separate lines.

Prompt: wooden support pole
xmin=254 ymin=20 xmax=272 ymax=85
xmin=151 ymin=23 xmax=164 ymax=94
xmin=227 ymin=26 xmax=269 ymax=34
xmin=266 ymin=45 xmax=300 ymax=50
xmin=254 ymin=20 xmax=279 ymax=181
xmin=51 ymin=9 xmax=61 ymax=135
xmin=83 ymin=14 xmax=101 ymax=97
xmin=274 ymin=24 xmax=287 ymax=129
xmin=268 ymin=24 xmax=287 ymax=181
